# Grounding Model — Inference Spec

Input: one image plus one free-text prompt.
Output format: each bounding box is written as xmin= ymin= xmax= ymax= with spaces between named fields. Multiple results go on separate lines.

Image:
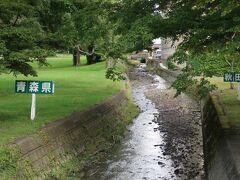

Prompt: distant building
xmin=152 ymin=38 xmax=162 ymax=60
xmin=161 ymin=38 xmax=182 ymax=60
xmin=129 ymin=51 xmax=148 ymax=60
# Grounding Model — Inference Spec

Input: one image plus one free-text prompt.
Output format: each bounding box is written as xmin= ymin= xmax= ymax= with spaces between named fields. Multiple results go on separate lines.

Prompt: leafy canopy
xmin=0 ymin=0 xmax=49 ymax=76
xmin=113 ymin=0 xmax=240 ymax=96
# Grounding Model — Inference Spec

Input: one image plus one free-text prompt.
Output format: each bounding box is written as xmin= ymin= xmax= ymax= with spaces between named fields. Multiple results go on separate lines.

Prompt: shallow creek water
xmin=83 ymin=64 xmax=204 ymax=180
xmin=83 ymin=64 xmax=177 ymax=179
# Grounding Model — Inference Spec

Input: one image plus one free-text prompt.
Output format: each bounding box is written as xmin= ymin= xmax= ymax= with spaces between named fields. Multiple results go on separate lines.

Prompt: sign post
xmin=15 ymin=80 xmax=55 ymax=120
xmin=224 ymin=72 xmax=240 ymax=100
xmin=31 ymin=93 xmax=36 ymax=120
xmin=238 ymin=83 xmax=240 ymax=100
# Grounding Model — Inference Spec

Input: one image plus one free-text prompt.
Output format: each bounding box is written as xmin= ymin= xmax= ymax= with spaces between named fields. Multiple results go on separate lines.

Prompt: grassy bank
xmin=47 ymin=96 xmax=139 ymax=178
xmin=145 ymin=59 xmax=240 ymax=129
xmin=0 ymin=55 xmax=122 ymax=145
xmin=210 ymin=77 xmax=240 ymax=129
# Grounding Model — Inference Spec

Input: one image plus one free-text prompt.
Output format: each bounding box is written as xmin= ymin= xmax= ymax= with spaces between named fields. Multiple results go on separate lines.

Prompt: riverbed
xmin=83 ymin=64 xmax=204 ymax=180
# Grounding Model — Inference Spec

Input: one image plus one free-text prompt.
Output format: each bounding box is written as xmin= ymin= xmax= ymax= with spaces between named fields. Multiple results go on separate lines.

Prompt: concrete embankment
xmin=201 ymin=96 xmax=240 ymax=180
xmin=8 ymin=91 xmax=138 ymax=178
xmin=150 ymin=60 xmax=240 ymax=180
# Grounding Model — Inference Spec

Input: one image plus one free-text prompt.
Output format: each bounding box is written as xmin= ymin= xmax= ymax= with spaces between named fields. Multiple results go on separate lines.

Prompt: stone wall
xmin=155 ymin=65 xmax=179 ymax=83
xmin=200 ymin=96 xmax=222 ymax=167
xmin=12 ymin=91 xmax=131 ymax=178
xmin=146 ymin=59 xmax=179 ymax=83
xmin=201 ymin=96 xmax=240 ymax=180
xmin=149 ymin=62 xmax=240 ymax=180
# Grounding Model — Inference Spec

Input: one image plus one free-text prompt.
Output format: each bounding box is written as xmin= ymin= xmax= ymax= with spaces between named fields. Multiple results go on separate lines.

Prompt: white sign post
xmin=237 ymin=83 xmax=240 ymax=101
xmin=31 ymin=93 xmax=36 ymax=120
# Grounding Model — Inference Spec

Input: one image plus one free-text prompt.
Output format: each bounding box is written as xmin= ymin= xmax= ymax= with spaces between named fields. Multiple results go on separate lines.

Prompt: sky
xmin=153 ymin=38 xmax=161 ymax=45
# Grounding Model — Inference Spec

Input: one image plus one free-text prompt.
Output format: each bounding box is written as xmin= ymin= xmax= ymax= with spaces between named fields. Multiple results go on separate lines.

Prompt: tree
xmin=110 ymin=0 xmax=157 ymax=52
xmin=160 ymin=0 xmax=240 ymax=96
xmin=69 ymin=0 xmax=111 ymax=65
xmin=112 ymin=0 xmax=240 ymax=96
xmin=0 ymin=0 xmax=77 ymax=76
xmin=0 ymin=0 xmax=125 ymax=75
xmin=37 ymin=0 xmax=80 ymax=66
xmin=0 ymin=0 xmax=50 ymax=76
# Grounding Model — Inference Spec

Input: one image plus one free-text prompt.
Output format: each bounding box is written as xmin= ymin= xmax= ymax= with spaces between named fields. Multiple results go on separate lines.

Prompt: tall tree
xmin=71 ymin=0 xmax=113 ymax=65
xmin=159 ymin=0 xmax=240 ymax=96
xmin=37 ymin=0 xmax=79 ymax=65
xmin=0 ymin=0 xmax=75 ymax=76
xmin=0 ymin=0 xmax=49 ymax=76
xmin=113 ymin=0 xmax=240 ymax=96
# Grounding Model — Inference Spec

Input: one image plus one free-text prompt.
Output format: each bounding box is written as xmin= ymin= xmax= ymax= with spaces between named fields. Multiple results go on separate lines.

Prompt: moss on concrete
xmin=210 ymin=77 xmax=240 ymax=130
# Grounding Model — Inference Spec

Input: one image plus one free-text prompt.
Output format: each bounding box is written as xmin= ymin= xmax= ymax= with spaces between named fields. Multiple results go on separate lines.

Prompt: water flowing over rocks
xmin=146 ymin=88 xmax=204 ymax=179
xmin=84 ymin=64 xmax=204 ymax=179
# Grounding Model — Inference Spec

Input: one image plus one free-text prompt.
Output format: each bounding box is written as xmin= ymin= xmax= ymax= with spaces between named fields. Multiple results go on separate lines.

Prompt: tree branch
xmin=231 ymin=32 xmax=236 ymax=40
xmin=12 ymin=14 xmax=20 ymax=26
xmin=226 ymin=60 xmax=231 ymax=67
xmin=77 ymin=45 xmax=95 ymax=56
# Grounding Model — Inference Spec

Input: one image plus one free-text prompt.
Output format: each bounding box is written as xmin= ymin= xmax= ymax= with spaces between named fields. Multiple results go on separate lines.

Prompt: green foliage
xmin=0 ymin=146 xmax=21 ymax=177
xmin=210 ymin=77 xmax=240 ymax=129
xmin=166 ymin=0 xmax=240 ymax=95
xmin=172 ymin=72 xmax=197 ymax=97
xmin=0 ymin=55 xmax=122 ymax=145
xmin=0 ymin=0 xmax=151 ymax=76
xmin=197 ymin=78 xmax=217 ymax=98
xmin=0 ymin=0 xmax=71 ymax=76
xmin=168 ymin=49 xmax=188 ymax=65
xmin=111 ymin=0 xmax=240 ymax=96
xmin=119 ymin=16 xmax=154 ymax=52
xmin=166 ymin=60 xmax=177 ymax=70
xmin=105 ymin=66 xmax=126 ymax=82
xmin=2 ymin=0 xmax=239 ymax=95
xmin=71 ymin=0 xmax=120 ymax=64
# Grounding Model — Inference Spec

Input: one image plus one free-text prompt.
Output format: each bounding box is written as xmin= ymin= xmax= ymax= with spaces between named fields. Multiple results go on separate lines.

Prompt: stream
xmin=83 ymin=64 xmax=204 ymax=180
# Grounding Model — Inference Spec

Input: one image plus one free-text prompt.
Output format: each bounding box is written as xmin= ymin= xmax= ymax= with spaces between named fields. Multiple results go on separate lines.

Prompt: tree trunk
xmin=107 ymin=58 xmax=116 ymax=69
xmin=95 ymin=54 xmax=101 ymax=62
xmin=86 ymin=45 xmax=94 ymax=65
xmin=73 ymin=48 xmax=80 ymax=66
xmin=86 ymin=54 xmax=94 ymax=65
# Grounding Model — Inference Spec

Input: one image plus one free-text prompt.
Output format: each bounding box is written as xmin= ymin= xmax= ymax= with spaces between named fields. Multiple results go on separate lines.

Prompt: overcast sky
xmin=153 ymin=38 xmax=161 ymax=44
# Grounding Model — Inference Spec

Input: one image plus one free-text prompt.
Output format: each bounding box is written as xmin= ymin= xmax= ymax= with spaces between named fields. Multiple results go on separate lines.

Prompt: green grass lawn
xmin=0 ymin=55 xmax=122 ymax=145
xmin=210 ymin=77 xmax=240 ymax=129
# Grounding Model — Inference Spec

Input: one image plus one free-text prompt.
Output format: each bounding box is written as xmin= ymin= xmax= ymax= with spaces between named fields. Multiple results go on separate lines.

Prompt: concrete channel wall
xmin=13 ymin=91 xmax=129 ymax=178
xmin=150 ymin=61 xmax=240 ymax=180
xmin=201 ymin=96 xmax=240 ymax=180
